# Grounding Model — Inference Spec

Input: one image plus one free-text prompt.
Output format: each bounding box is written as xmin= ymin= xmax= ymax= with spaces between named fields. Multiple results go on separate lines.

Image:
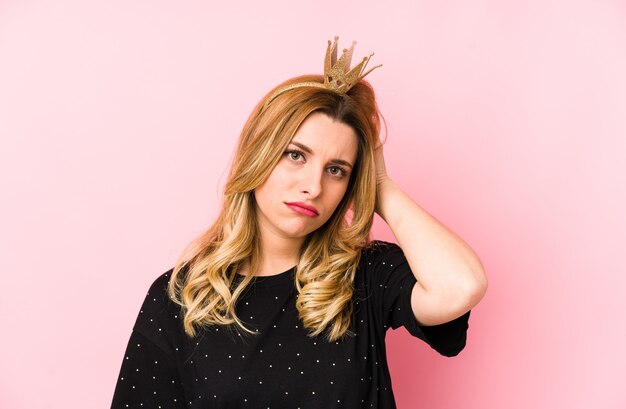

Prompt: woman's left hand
xmin=374 ymin=142 xmax=391 ymax=216
xmin=374 ymin=142 xmax=389 ymax=186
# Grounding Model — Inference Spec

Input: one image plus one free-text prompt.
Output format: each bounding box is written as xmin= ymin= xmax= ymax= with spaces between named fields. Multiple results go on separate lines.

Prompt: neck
xmin=243 ymin=233 xmax=304 ymax=277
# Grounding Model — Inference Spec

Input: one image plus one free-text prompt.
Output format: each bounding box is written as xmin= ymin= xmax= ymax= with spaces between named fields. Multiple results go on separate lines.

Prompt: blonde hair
xmin=168 ymin=74 xmax=381 ymax=341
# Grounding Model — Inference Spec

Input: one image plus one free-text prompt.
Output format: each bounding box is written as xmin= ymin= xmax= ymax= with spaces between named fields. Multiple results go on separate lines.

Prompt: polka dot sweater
xmin=111 ymin=241 xmax=470 ymax=408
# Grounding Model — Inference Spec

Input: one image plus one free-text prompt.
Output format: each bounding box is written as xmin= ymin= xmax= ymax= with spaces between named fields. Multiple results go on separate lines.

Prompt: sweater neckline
xmin=235 ymin=266 xmax=296 ymax=288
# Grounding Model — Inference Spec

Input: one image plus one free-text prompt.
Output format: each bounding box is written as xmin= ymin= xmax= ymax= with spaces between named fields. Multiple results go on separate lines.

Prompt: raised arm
xmin=374 ymin=143 xmax=488 ymax=326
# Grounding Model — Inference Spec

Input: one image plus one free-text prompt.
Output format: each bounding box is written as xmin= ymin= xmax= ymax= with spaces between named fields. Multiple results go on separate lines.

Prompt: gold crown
xmin=263 ymin=36 xmax=381 ymax=109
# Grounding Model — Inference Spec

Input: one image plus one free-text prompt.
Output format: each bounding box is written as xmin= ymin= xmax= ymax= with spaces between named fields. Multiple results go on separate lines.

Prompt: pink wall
xmin=1 ymin=1 xmax=624 ymax=407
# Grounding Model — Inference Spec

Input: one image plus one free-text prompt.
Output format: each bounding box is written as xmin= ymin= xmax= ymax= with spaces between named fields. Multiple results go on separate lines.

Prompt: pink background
xmin=1 ymin=1 xmax=625 ymax=407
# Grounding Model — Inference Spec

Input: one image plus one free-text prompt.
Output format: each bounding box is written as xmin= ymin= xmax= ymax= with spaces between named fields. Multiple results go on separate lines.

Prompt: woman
xmin=111 ymin=38 xmax=487 ymax=408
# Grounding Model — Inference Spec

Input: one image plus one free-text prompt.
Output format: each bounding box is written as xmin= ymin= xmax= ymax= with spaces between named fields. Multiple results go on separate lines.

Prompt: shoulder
xmin=146 ymin=268 xmax=175 ymax=299
xmin=133 ymin=268 xmax=180 ymax=333
xmin=143 ymin=265 xmax=190 ymax=307
xmin=360 ymin=240 xmax=407 ymax=267
xmin=135 ymin=268 xmax=176 ymax=317
xmin=362 ymin=239 xmax=400 ymax=253
xmin=356 ymin=240 xmax=413 ymax=288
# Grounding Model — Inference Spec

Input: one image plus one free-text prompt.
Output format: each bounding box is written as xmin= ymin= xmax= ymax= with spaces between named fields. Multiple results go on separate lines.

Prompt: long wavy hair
xmin=168 ymin=74 xmax=382 ymax=341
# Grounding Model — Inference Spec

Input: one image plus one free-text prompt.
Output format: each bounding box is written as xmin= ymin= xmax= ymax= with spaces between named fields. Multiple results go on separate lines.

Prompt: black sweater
xmin=111 ymin=241 xmax=470 ymax=408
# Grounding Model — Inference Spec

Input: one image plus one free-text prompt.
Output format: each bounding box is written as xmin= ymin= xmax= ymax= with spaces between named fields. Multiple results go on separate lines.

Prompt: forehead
xmin=290 ymin=112 xmax=358 ymax=162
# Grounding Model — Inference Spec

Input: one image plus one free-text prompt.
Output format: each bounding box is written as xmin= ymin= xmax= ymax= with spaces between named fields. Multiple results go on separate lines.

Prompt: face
xmin=254 ymin=112 xmax=359 ymax=247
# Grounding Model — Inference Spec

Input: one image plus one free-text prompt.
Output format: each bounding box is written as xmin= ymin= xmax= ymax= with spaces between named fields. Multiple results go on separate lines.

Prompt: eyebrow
xmin=289 ymin=141 xmax=354 ymax=169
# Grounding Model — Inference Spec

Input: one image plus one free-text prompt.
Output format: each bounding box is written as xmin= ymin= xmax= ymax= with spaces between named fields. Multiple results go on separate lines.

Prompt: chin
xmin=282 ymin=227 xmax=316 ymax=239
xmin=278 ymin=222 xmax=320 ymax=239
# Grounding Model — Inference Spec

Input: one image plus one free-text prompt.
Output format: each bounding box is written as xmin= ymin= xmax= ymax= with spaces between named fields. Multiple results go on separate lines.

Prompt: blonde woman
xmin=111 ymin=38 xmax=487 ymax=408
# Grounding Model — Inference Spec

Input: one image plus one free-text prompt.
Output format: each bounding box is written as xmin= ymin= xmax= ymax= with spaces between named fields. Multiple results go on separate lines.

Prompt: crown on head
xmin=263 ymin=36 xmax=382 ymax=109
xmin=324 ymin=36 xmax=381 ymax=93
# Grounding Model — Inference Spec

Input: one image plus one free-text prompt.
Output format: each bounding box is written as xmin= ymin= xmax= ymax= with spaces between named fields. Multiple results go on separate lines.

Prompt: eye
xmin=285 ymin=150 xmax=305 ymax=162
xmin=328 ymin=166 xmax=347 ymax=178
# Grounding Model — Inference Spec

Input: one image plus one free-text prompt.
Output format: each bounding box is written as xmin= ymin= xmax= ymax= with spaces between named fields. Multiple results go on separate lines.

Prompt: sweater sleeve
xmin=364 ymin=240 xmax=470 ymax=357
xmin=111 ymin=330 xmax=186 ymax=408
xmin=111 ymin=270 xmax=187 ymax=408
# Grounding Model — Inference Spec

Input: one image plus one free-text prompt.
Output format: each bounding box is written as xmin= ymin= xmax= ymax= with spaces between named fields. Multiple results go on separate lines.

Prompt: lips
xmin=285 ymin=202 xmax=319 ymax=217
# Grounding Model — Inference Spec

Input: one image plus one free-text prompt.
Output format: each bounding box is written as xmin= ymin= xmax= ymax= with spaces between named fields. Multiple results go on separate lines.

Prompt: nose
xmin=300 ymin=167 xmax=323 ymax=199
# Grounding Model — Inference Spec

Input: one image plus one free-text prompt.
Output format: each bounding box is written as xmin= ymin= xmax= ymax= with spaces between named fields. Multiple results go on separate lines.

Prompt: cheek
xmin=254 ymin=178 xmax=273 ymax=207
xmin=327 ymin=182 xmax=350 ymax=210
xmin=256 ymin=168 xmax=290 ymax=203
xmin=272 ymin=168 xmax=295 ymax=189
